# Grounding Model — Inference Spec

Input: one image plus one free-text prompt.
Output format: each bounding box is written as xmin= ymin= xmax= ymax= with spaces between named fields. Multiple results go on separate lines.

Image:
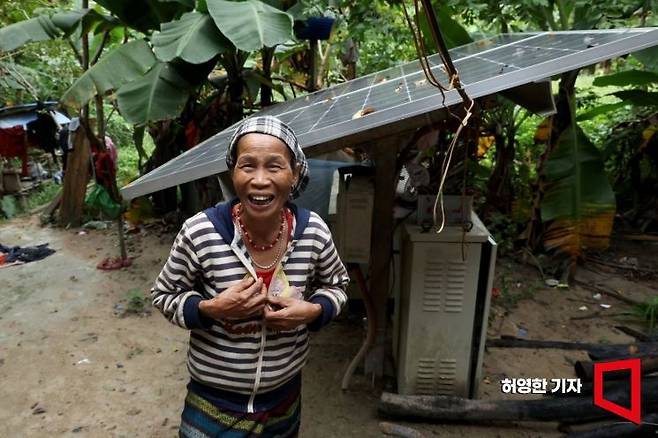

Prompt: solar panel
xmin=121 ymin=28 xmax=658 ymax=200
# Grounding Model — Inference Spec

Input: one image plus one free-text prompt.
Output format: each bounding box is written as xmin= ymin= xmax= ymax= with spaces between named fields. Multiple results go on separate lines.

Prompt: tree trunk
xmin=226 ymin=54 xmax=244 ymax=124
xmin=59 ymin=126 xmax=91 ymax=227
xmin=260 ymin=48 xmax=274 ymax=107
xmin=147 ymin=121 xmax=181 ymax=214
xmin=486 ymin=130 xmax=515 ymax=214
xmin=526 ymin=70 xmax=580 ymax=249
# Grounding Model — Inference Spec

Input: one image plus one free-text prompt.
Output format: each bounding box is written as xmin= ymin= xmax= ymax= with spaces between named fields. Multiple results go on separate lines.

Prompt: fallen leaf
xmin=351 ymin=106 xmax=376 ymax=119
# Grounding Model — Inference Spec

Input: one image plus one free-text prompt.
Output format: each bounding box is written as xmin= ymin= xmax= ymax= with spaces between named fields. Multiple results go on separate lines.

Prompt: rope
xmin=402 ymin=0 xmax=475 ymax=233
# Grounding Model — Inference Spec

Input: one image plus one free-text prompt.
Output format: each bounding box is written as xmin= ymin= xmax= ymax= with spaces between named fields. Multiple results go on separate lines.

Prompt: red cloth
xmin=0 ymin=127 xmax=29 ymax=176
xmin=255 ymin=209 xmax=293 ymax=289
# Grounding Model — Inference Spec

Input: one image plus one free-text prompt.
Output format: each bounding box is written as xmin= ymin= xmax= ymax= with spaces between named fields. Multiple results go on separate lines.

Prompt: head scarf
xmin=226 ymin=115 xmax=309 ymax=199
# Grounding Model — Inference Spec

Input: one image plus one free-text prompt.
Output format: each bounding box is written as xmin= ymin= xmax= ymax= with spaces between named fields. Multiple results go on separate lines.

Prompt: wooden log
xmin=548 ymin=375 xmax=658 ymax=398
xmin=364 ymin=136 xmax=403 ymax=378
xmin=575 ymin=356 xmax=658 ymax=382
xmin=588 ymin=343 xmax=658 ymax=361
xmin=59 ymin=126 xmax=91 ymax=227
xmin=486 ymin=337 xmax=658 ymax=360
xmin=618 ymin=233 xmax=658 ymax=242
xmin=379 ymin=422 xmax=426 ymax=438
xmin=486 ymin=337 xmax=604 ymax=351
xmin=379 ymin=379 xmax=658 ymax=423
xmin=614 ymin=326 xmax=657 ymax=342
xmin=566 ymin=413 xmax=658 ymax=437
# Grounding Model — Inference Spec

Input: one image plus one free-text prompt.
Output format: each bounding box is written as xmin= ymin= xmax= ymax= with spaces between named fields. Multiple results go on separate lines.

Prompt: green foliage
xmin=94 ymin=0 xmax=193 ymax=33
xmin=0 ymin=195 xmax=18 ymax=218
xmin=592 ymin=70 xmax=658 ymax=88
xmin=62 ymin=39 xmax=157 ymax=108
xmin=24 ymin=180 xmax=60 ymax=211
xmin=125 ymin=288 xmax=147 ymax=313
xmin=152 ymin=11 xmax=230 ymax=63
xmin=116 ymin=62 xmax=191 ymax=124
xmin=611 ymin=90 xmax=658 ymax=107
xmin=207 ymin=0 xmax=294 ymax=52
xmin=487 ymin=212 xmax=519 ymax=255
xmin=633 ymin=296 xmax=658 ymax=332
xmin=542 ymin=125 xmax=616 ymax=222
xmin=417 ymin=3 xmax=473 ymax=51
xmin=633 ymin=45 xmax=658 ymax=71
xmin=0 ymin=15 xmax=63 ymax=52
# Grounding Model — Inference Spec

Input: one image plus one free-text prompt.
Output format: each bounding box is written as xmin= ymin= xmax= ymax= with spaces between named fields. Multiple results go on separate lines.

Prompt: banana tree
xmin=0 ymin=0 xmax=298 ymax=216
xmin=541 ymin=123 xmax=616 ymax=276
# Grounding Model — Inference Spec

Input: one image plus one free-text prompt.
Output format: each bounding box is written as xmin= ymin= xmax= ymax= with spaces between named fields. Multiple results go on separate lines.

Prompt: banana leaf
xmin=633 ymin=46 xmax=658 ymax=71
xmin=207 ymin=0 xmax=294 ymax=52
xmin=0 ymin=15 xmax=63 ymax=51
xmin=611 ymin=90 xmax=658 ymax=107
xmin=61 ymin=39 xmax=156 ymax=108
xmin=592 ymin=69 xmax=658 ymax=87
xmin=417 ymin=3 xmax=473 ymax=51
xmin=116 ymin=62 xmax=191 ymax=125
xmin=576 ymin=102 xmax=628 ymax=121
xmin=94 ymin=0 xmax=193 ymax=33
xmin=152 ymin=11 xmax=231 ymax=64
xmin=0 ymin=9 xmax=114 ymax=52
xmin=541 ymin=125 xmax=615 ymax=257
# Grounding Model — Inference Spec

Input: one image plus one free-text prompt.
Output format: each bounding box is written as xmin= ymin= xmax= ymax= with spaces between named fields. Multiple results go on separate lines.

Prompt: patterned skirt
xmin=179 ymin=385 xmax=301 ymax=438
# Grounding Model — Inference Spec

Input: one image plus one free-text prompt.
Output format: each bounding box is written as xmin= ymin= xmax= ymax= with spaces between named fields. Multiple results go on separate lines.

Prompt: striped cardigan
xmin=151 ymin=200 xmax=349 ymax=412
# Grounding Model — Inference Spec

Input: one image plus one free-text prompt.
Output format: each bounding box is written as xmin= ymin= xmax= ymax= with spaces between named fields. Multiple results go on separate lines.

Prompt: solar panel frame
xmin=121 ymin=28 xmax=658 ymax=200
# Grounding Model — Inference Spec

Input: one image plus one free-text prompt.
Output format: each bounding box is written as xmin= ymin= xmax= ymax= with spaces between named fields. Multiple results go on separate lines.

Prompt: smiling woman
xmin=151 ymin=116 xmax=348 ymax=438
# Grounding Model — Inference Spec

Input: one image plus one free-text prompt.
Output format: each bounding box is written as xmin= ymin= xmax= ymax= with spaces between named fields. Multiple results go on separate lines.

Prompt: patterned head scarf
xmin=226 ymin=115 xmax=309 ymax=199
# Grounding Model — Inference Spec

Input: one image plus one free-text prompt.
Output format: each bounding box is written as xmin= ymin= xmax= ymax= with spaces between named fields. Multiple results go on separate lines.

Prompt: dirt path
xmin=0 ymin=216 xmax=654 ymax=437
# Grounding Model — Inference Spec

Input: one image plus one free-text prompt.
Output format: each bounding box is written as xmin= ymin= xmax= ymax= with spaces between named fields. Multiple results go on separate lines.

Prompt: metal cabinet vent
xmin=394 ymin=212 xmax=497 ymax=398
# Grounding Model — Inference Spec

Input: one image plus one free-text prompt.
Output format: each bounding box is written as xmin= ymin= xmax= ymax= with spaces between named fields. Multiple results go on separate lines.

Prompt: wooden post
xmin=59 ymin=126 xmax=91 ymax=227
xmin=364 ymin=136 xmax=402 ymax=378
xmin=308 ymin=39 xmax=318 ymax=91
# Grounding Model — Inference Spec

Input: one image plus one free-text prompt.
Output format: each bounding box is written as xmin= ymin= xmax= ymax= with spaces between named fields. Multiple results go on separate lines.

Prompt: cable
xmin=401 ymin=0 xmax=475 ymax=233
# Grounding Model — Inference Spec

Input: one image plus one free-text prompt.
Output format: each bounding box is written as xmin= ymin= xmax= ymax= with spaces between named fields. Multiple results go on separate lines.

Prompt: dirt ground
xmin=0 ymin=215 xmax=656 ymax=437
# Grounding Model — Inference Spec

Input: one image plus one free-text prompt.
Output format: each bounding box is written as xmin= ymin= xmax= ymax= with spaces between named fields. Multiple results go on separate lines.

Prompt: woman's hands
xmin=263 ymin=296 xmax=322 ymax=331
xmin=198 ymin=279 xmax=321 ymax=330
xmin=198 ymin=277 xmax=267 ymax=320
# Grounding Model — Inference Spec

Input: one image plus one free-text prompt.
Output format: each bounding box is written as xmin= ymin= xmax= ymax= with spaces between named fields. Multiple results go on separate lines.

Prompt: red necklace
xmin=234 ymin=203 xmax=285 ymax=251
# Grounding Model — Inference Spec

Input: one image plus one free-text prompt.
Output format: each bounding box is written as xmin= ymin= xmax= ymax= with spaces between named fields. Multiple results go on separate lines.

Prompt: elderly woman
xmin=151 ymin=116 xmax=349 ymax=437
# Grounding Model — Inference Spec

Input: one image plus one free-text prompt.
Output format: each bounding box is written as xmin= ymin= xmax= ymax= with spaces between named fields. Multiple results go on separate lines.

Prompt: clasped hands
xmin=198 ymin=277 xmax=321 ymax=331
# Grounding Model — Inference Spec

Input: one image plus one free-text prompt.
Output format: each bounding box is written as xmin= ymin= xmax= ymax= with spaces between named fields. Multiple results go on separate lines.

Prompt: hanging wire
xmin=401 ymin=0 xmax=475 ymax=233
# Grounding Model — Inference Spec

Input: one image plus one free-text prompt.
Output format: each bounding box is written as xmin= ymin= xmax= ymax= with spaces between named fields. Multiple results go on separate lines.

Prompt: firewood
xmin=379 ymin=379 xmax=658 ymax=423
xmin=575 ymin=356 xmax=658 ymax=382
xmin=379 ymin=422 xmax=426 ymax=438
xmin=566 ymin=413 xmax=658 ymax=437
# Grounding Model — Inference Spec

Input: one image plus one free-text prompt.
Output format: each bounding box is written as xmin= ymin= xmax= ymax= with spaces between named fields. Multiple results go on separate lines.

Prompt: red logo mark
xmin=593 ymin=358 xmax=641 ymax=424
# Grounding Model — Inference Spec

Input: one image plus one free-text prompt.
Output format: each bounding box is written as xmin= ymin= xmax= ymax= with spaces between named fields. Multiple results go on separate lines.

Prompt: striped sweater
xmin=151 ymin=200 xmax=349 ymax=412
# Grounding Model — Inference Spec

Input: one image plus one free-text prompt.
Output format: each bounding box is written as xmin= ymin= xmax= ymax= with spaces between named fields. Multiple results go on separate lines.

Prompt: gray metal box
xmin=394 ymin=211 xmax=496 ymax=397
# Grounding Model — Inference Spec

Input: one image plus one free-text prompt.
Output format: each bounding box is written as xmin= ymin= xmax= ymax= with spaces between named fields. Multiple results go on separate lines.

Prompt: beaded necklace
xmin=234 ymin=203 xmax=285 ymax=251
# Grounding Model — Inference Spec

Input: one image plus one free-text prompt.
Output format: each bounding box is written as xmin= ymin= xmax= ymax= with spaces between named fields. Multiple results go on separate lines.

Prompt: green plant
xmin=24 ymin=180 xmax=60 ymax=211
xmin=125 ymin=288 xmax=147 ymax=314
xmin=0 ymin=195 xmax=18 ymax=218
xmin=633 ymin=296 xmax=658 ymax=332
xmin=487 ymin=212 xmax=520 ymax=255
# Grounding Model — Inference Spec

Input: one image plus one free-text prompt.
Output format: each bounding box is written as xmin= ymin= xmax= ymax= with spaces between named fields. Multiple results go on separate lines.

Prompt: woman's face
xmin=232 ymin=133 xmax=298 ymax=222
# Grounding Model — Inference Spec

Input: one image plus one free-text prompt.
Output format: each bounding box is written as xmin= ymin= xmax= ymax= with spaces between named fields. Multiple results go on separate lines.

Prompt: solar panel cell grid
xmin=121 ymin=29 xmax=658 ymax=199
